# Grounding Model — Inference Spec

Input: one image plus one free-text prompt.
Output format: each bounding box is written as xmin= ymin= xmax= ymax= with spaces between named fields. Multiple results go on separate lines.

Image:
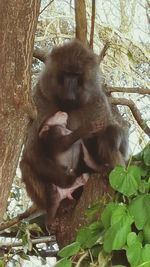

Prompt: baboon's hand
xmin=87 ymin=120 xmax=106 ymax=134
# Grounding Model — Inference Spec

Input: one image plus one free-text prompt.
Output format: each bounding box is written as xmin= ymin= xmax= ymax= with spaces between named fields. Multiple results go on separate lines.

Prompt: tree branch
xmin=98 ymin=43 xmax=109 ymax=64
xmin=33 ymin=47 xmax=47 ymax=63
xmin=75 ymin=0 xmax=87 ymax=45
xmin=39 ymin=0 xmax=55 ymax=15
xmin=146 ymin=0 xmax=150 ymax=25
xmin=106 ymin=86 xmax=150 ymax=95
xmin=89 ymin=0 xmax=95 ymax=49
xmin=0 ymin=205 xmax=37 ymax=232
xmin=0 ymin=236 xmax=56 ymax=248
xmin=111 ymin=97 xmax=150 ymax=137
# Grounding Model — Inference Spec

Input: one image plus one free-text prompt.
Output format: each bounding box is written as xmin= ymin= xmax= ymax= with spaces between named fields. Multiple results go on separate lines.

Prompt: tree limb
xmin=98 ymin=43 xmax=109 ymax=64
xmin=33 ymin=47 xmax=47 ymax=63
xmin=111 ymin=97 xmax=150 ymax=137
xmin=39 ymin=0 xmax=55 ymax=15
xmin=146 ymin=0 xmax=150 ymax=24
xmin=0 ymin=236 xmax=55 ymax=248
xmin=89 ymin=0 xmax=95 ymax=49
xmin=75 ymin=0 xmax=87 ymax=45
xmin=0 ymin=205 xmax=37 ymax=232
xmin=106 ymin=86 xmax=150 ymax=95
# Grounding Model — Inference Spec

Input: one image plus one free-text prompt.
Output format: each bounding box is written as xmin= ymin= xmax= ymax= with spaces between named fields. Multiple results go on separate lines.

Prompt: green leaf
xmin=126 ymin=208 xmax=150 ymax=265
xmin=138 ymin=180 xmax=150 ymax=194
xmin=76 ymin=224 xmax=101 ymax=248
xmin=22 ymin=230 xmax=32 ymax=253
xmin=138 ymin=263 xmax=150 ymax=267
xmin=55 ymin=258 xmax=72 ymax=267
xmin=126 ymin=232 xmax=143 ymax=266
xmin=109 ymin=166 xmax=141 ymax=197
xmin=138 ymin=166 xmax=150 ymax=177
xmin=85 ymin=201 xmax=101 ymax=219
xmin=58 ymin=242 xmax=80 ymax=258
xmin=141 ymin=244 xmax=150 ymax=262
xmin=103 ymin=211 xmax=132 ymax=253
xmin=17 ymin=251 xmax=30 ymax=261
xmin=127 ymin=239 xmax=150 ymax=267
xmin=76 ymin=227 xmax=91 ymax=247
xmin=138 ymin=231 xmax=144 ymax=243
xmin=127 ymin=232 xmax=141 ymax=247
xmin=27 ymin=223 xmax=43 ymax=234
xmin=88 ymin=221 xmax=102 ymax=231
xmin=111 ymin=204 xmax=129 ymax=225
xmin=101 ymin=202 xmax=118 ymax=229
xmin=143 ymin=221 xmax=150 ymax=243
xmin=143 ymin=145 xmax=150 ymax=166
xmin=129 ymin=195 xmax=150 ymax=230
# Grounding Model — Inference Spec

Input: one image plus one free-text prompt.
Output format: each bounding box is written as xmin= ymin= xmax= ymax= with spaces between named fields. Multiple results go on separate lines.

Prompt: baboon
xmin=20 ymin=39 xmax=128 ymax=226
xmin=39 ymin=111 xmax=102 ymax=174
xmin=37 ymin=110 xmax=103 ymax=224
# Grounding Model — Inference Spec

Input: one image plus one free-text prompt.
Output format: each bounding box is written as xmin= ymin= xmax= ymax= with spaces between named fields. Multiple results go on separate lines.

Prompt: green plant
xmin=55 ymin=144 xmax=150 ymax=267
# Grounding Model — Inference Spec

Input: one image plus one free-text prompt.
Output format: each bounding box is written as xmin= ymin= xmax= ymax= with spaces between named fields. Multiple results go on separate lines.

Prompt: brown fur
xmin=20 ymin=40 xmax=128 ymax=226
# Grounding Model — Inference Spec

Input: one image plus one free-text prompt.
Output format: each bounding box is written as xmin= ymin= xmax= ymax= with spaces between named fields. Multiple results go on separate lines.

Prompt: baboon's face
xmin=41 ymin=40 xmax=102 ymax=110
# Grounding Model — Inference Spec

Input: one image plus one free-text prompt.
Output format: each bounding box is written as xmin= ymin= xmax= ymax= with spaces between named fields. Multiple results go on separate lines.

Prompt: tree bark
xmin=0 ymin=0 xmax=41 ymax=219
xmin=75 ymin=0 xmax=87 ymax=45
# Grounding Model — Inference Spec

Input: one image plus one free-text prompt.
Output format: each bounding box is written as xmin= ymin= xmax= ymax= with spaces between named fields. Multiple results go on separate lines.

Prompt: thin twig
xmin=76 ymin=252 xmax=88 ymax=267
xmin=146 ymin=0 xmax=150 ymax=24
xmin=0 ymin=236 xmax=56 ymax=248
xmin=39 ymin=0 xmax=55 ymax=15
xmin=0 ymin=205 xmax=37 ymax=232
xmin=111 ymin=97 xmax=150 ymax=137
xmin=89 ymin=0 xmax=95 ymax=49
xmin=98 ymin=43 xmax=109 ymax=64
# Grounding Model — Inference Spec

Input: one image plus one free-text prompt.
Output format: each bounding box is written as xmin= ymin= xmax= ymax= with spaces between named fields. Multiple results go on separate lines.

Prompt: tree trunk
xmin=0 ymin=0 xmax=41 ymax=219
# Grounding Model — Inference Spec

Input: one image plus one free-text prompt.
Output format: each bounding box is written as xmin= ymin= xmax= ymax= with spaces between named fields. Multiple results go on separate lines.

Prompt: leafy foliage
xmin=58 ymin=242 xmax=81 ymax=258
xmin=109 ymin=166 xmax=142 ymax=196
xmin=55 ymin=144 xmax=150 ymax=267
xmin=0 ymin=221 xmax=43 ymax=265
xmin=55 ymin=258 xmax=72 ymax=267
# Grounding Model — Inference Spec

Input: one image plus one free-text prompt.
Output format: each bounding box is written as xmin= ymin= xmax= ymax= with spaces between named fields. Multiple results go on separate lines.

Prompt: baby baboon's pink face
xmin=39 ymin=112 xmax=69 ymax=137
xmin=49 ymin=111 xmax=68 ymax=126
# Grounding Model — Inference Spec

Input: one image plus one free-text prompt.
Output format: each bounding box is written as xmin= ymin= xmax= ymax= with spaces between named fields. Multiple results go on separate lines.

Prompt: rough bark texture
xmin=0 ymin=0 xmax=41 ymax=219
xmin=75 ymin=0 xmax=87 ymax=45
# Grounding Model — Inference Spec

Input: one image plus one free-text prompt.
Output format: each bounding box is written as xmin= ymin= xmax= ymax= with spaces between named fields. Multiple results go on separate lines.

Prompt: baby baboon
xmin=38 ymin=110 xmax=103 ymax=225
xmin=39 ymin=111 xmax=101 ymax=175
